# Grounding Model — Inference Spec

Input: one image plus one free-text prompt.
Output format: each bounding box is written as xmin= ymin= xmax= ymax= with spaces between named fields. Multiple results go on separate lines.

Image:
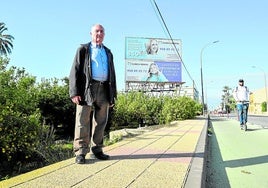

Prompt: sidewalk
xmin=0 ymin=118 xmax=208 ymax=188
xmin=207 ymin=116 xmax=268 ymax=188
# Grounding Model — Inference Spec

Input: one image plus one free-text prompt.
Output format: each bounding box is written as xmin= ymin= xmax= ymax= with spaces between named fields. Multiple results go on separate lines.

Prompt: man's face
xmin=239 ymin=81 xmax=244 ymax=86
xmin=91 ymin=25 xmax=105 ymax=45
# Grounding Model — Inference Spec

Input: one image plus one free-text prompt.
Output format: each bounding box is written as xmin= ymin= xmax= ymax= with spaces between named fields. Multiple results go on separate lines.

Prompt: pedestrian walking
xmin=233 ymin=79 xmax=249 ymax=130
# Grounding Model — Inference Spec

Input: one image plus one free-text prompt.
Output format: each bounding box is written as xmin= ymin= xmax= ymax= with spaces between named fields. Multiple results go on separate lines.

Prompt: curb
xmin=183 ymin=116 xmax=209 ymax=188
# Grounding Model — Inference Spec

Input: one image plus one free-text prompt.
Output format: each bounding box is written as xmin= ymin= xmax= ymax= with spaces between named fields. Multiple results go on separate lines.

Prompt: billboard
xmin=125 ymin=60 xmax=181 ymax=82
xmin=125 ymin=37 xmax=182 ymax=61
xmin=125 ymin=37 xmax=182 ymax=83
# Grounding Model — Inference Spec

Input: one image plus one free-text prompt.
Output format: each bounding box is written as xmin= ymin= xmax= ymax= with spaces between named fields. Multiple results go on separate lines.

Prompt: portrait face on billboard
xmin=142 ymin=62 xmax=168 ymax=82
xmin=146 ymin=39 xmax=158 ymax=55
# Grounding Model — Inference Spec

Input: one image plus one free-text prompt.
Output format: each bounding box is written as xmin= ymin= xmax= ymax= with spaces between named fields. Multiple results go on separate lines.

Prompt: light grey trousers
xmin=73 ymin=83 xmax=109 ymax=156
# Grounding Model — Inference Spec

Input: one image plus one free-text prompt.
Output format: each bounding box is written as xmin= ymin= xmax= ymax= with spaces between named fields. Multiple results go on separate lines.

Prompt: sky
xmin=2 ymin=0 xmax=268 ymax=110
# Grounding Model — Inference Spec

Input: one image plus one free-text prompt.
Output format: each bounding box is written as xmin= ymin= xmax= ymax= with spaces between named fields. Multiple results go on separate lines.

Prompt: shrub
xmin=261 ymin=101 xmax=267 ymax=112
xmin=0 ymin=59 xmax=73 ymax=180
xmin=111 ymin=92 xmax=200 ymax=129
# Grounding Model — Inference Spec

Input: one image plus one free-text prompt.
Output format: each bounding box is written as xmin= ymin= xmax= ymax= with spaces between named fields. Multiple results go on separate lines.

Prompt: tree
xmin=0 ymin=22 xmax=14 ymax=56
xmin=36 ymin=77 xmax=75 ymax=138
xmin=0 ymin=58 xmax=44 ymax=177
xmin=221 ymin=86 xmax=236 ymax=113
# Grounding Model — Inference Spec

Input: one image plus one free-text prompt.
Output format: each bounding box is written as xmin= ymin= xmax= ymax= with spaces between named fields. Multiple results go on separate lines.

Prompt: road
xmin=219 ymin=113 xmax=268 ymax=128
xmin=247 ymin=115 xmax=268 ymax=128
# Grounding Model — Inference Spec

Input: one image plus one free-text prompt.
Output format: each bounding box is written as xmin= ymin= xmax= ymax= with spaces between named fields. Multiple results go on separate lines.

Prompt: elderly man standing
xmin=69 ymin=24 xmax=117 ymax=164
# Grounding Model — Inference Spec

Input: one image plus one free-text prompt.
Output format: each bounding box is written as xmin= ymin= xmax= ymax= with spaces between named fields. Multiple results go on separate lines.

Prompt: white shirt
xmin=233 ymin=85 xmax=249 ymax=104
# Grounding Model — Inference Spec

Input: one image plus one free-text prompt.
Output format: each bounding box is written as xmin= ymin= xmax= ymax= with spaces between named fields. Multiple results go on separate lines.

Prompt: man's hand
xmin=71 ymin=96 xmax=81 ymax=105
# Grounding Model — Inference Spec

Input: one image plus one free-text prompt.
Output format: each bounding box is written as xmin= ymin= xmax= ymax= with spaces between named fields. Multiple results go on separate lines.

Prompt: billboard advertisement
xmin=125 ymin=37 xmax=182 ymax=83
xmin=125 ymin=37 xmax=182 ymax=61
xmin=125 ymin=60 xmax=182 ymax=83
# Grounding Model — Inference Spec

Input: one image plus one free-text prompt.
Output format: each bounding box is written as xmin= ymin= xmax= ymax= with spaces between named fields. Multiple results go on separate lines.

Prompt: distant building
xmin=249 ymin=87 xmax=268 ymax=115
xmin=179 ymin=85 xmax=199 ymax=102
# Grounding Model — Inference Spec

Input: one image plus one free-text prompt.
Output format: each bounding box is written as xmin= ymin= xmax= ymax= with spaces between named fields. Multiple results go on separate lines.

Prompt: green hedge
xmin=111 ymin=92 xmax=201 ymax=130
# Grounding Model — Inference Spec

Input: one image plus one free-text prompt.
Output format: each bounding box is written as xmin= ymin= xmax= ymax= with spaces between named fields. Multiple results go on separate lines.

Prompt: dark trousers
xmin=73 ymin=82 xmax=109 ymax=156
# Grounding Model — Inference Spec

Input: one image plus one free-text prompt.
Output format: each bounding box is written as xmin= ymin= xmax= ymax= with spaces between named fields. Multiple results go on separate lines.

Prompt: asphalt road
xmin=247 ymin=115 xmax=268 ymax=128
xmin=220 ymin=113 xmax=268 ymax=128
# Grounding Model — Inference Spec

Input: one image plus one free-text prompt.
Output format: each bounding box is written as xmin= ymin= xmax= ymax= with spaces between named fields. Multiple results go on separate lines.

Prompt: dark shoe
xmin=75 ymin=154 xmax=85 ymax=164
xmin=93 ymin=151 xmax=110 ymax=160
xmin=244 ymin=124 xmax=247 ymax=131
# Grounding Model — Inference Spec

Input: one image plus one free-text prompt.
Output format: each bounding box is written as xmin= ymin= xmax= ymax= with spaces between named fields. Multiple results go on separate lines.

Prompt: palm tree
xmin=222 ymin=86 xmax=234 ymax=113
xmin=0 ymin=22 xmax=15 ymax=56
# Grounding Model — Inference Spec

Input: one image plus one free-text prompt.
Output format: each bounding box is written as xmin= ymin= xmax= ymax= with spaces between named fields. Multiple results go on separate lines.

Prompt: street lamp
xmin=200 ymin=40 xmax=219 ymax=115
xmin=252 ymin=66 xmax=268 ymax=111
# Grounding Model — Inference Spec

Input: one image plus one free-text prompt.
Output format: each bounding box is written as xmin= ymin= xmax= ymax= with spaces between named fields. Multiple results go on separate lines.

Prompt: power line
xmin=150 ymin=0 xmax=196 ymax=88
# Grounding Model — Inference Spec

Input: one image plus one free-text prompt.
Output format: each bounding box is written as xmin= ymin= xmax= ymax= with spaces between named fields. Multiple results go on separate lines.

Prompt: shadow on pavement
xmin=110 ymin=152 xmax=202 ymax=160
xmin=245 ymin=128 xmax=263 ymax=131
xmin=206 ymin=119 xmax=231 ymax=188
xmin=224 ymin=155 xmax=268 ymax=168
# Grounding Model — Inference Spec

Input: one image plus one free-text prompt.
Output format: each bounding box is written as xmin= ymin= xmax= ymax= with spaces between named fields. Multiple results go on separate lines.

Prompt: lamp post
xmin=200 ymin=40 xmax=219 ymax=115
xmin=252 ymin=66 xmax=268 ymax=111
